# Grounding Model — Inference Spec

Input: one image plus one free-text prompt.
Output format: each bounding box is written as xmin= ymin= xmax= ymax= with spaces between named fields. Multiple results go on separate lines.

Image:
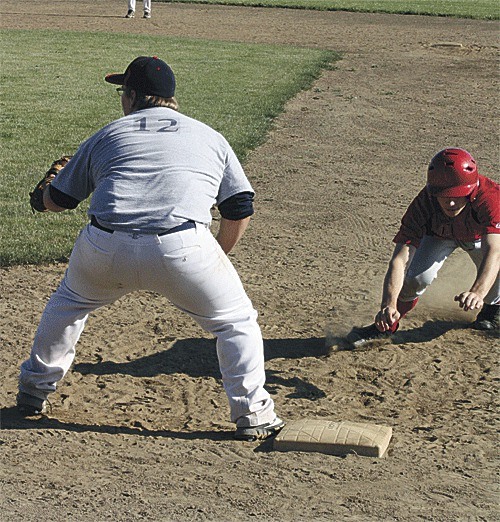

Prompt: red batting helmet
xmin=427 ymin=148 xmax=479 ymax=198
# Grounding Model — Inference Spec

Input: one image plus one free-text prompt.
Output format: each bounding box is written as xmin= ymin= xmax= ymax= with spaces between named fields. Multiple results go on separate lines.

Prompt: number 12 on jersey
xmin=134 ymin=117 xmax=179 ymax=133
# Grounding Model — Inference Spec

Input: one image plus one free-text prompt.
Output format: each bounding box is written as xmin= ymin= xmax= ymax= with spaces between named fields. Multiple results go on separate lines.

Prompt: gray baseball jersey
xmin=52 ymin=107 xmax=253 ymax=233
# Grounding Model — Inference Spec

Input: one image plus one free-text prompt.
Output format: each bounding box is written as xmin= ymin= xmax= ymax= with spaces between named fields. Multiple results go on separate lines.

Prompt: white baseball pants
xmin=19 ymin=223 xmax=276 ymax=427
xmin=128 ymin=0 xmax=151 ymax=13
xmin=398 ymin=235 xmax=500 ymax=305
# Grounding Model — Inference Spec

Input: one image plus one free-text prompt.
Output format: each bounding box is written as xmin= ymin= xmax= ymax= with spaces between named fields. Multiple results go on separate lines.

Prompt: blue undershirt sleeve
xmin=218 ymin=191 xmax=254 ymax=220
xmin=49 ymin=185 xmax=81 ymax=210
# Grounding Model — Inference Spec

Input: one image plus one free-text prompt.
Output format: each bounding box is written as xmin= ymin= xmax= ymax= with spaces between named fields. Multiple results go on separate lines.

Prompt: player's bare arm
xmin=376 ymin=243 xmax=415 ymax=331
xmin=455 ymin=233 xmax=500 ymax=311
xmin=216 ymin=216 xmax=251 ymax=254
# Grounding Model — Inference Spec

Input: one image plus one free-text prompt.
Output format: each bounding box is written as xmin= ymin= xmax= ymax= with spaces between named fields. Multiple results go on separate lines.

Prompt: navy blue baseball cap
xmin=105 ymin=56 xmax=176 ymax=98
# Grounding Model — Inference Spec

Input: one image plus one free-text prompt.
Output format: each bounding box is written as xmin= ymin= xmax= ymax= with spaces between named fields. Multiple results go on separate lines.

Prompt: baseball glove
xmin=29 ymin=155 xmax=72 ymax=213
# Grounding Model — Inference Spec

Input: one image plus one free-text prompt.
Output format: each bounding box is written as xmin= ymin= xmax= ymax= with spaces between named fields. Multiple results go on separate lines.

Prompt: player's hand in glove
xmin=29 ymin=155 xmax=72 ymax=213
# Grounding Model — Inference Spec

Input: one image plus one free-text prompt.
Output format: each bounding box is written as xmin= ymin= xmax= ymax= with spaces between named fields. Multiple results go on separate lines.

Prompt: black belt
xmin=90 ymin=216 xmax=195 ymax=236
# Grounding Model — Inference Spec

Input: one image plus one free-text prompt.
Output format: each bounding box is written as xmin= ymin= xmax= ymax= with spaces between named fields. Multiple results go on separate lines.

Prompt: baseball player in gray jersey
xmin=17 ymin=56 xmax=284 ymax=441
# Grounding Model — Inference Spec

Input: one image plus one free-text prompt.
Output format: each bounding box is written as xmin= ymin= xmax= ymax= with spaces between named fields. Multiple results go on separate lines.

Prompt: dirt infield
xmin=1 ymin=1 xmax=499 ymax=520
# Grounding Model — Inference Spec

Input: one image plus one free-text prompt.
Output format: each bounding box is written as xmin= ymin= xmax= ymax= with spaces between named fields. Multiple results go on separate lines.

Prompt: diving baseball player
xmin=348 ymin=148 xmax=500 ymax=346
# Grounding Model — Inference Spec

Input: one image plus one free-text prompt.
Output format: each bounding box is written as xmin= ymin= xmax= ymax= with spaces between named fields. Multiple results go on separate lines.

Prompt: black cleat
xmin=234 ymin=417 xmax=285 ymax=441
xmin=346 ymin=323 xmax=392 ymax=348
xmin=16 ymin=392 xmax=47 ymax=416
xmin=472 ymin=304 xmax=499 ymax=332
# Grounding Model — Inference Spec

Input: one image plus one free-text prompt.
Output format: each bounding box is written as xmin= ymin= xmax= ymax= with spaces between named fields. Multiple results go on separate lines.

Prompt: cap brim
xmin=105 ymin=73 xmax=125 ymax=85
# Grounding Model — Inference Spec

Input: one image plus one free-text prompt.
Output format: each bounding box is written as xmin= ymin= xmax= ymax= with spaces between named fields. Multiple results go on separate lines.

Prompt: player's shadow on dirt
xmin=74 ymin=337 xmax=329 ymax=400
xmin=0 ymin=406 xmax=235 ymax=441
xmin=332 ymin=319 xmax=479 ymax=351
xmin=5 ymin=12 xmax=125 ymax=19
xmin=392 ymin=319 xmax=474 ymax=345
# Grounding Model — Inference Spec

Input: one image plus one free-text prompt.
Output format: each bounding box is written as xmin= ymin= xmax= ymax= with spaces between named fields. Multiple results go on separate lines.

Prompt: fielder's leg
xmin=139 ymin=223 xmax=280 ymax=431
xmin=18 ymin=225 xmax=128 ymax=410
xmin=19 ymin=280 xmax=95 ymax=402
xmin=126 ymin=0 xmax=136 ymax=17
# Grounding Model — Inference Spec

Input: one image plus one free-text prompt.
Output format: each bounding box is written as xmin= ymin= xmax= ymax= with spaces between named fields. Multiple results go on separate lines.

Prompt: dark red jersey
xmin=394 ymin=174 xmax=500 ymax=248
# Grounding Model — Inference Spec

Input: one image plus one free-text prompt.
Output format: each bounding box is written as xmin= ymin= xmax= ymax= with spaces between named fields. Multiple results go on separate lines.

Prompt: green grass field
xmin=0 ymin=29 xmax=333 ymax=265
xmin=162 ymin=0 xmax=499 ymax=20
